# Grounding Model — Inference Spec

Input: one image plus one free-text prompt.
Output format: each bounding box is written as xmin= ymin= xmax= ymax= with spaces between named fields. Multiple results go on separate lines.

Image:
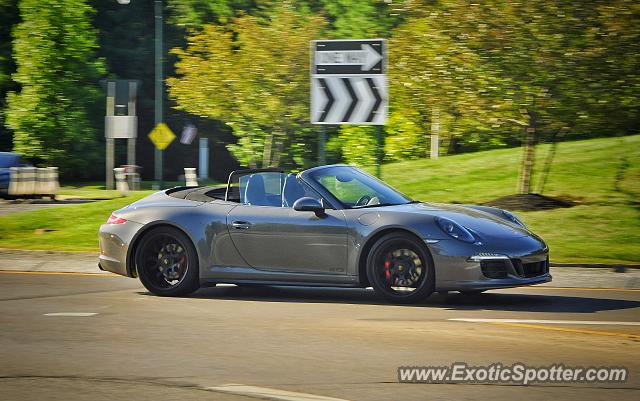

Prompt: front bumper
xmin=98 ymin=220 xmax=143 ymax=277
xmin=429 ymin=237 xmax=551 ymax=292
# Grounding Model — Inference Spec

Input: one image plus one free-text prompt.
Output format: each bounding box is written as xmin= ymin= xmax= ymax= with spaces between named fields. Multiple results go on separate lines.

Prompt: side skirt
xmin=201 ymin=265 xmax=361 ymax=287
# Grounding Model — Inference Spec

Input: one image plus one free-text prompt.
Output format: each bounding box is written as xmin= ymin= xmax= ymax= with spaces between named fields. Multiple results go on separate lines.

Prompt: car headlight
xmin=502 ymin=210 xmax=526 ymax=228
xmin=436 ymin=217 xmax=476 ymax=243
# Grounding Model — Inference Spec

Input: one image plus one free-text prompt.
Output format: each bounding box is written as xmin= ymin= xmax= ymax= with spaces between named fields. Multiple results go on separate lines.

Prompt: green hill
xmin=380 ymin=135 xmax=640 ymax=264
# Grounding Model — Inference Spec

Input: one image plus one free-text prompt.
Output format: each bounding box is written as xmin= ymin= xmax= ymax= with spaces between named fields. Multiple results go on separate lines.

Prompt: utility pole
xmin=375 ymin=125 xmax=383 ymax=178
xmin=154 ymin=0 xmax=163 ymax=188
xmin=318 ymin=126 xmax=326 ymax=166
xmin=116 ymin=0 xmax=163 ymax=187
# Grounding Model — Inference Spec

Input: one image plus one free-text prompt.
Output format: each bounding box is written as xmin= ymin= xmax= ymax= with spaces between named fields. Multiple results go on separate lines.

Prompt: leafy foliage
xmin=6 ymin=0 xmax=105 ymax=178
xmin=0 ymin=0 xmax=18 ymax=151
xmin=327 ymin=125 xmax=377 ymax=167
xmin=168 ymin=4 xmax=325 ymax=168
xmin=0 ymin=0 xmax=638 ymax=177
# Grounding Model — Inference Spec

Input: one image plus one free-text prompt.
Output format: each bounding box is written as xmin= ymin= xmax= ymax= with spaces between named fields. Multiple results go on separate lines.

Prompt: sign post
xmin=198 ymin=137 xmax=209 ymax=181
xmin=310 ymin=39 xmax=387 ymax=174
xmin=103 ymin=80 xmax=139 ymax=190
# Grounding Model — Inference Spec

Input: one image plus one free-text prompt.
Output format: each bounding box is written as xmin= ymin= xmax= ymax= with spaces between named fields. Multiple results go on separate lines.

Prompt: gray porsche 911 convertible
xmin=99 ymin=164 xmax=550 ymax=303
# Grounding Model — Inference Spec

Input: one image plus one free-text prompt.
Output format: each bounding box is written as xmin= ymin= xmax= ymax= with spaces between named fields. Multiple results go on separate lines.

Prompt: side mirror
xmin=293 ymin=197 xmax=325 ymax=217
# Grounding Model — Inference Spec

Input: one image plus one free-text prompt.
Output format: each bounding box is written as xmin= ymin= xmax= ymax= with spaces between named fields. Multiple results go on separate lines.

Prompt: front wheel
xmin=135 ymin=226 xmax=200 ymax=296
xmin=366 ymin=232 xmax=435 ymax=304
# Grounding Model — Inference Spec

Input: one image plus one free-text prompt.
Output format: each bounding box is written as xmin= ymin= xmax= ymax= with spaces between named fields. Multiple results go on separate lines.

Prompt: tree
xmin=6 ymin=0 xmax=105 ymax=178
xmin=390 ymin=2 xmax=509 ymax=159
xmin=0 ymin=0 xmax=19 ymax=152
xmin=167 ymin=0 xmax=276 ymax=28
xmin=304 ymin=0 xmax=402 ymax=38
xmin=168 ymin=4 xmax=326 ymax=168
xmin=389 ymin=1 xmax=640 ymax=192
xmin=447 ymin=1 xmax=640 ymax=192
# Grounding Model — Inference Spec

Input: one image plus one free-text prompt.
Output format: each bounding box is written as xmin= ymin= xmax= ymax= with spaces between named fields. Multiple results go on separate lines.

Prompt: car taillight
xmin=106 ymin=214 xmax=127 ymax=225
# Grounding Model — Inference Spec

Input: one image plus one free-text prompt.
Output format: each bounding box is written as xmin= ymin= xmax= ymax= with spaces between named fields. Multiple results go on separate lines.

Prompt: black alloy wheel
xmin=136 ymin=226 xmax=200 ymax=296
xmin=366 ymin=232 xmax=435 ymax=304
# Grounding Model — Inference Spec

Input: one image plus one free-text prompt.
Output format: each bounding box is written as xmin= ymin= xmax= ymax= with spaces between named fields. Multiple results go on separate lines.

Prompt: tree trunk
xmin=262 ymin=132 xmax=274 ymax=168
xmin=536 ymin=128 xmax=567 ymax=194
xmin=518 ymin=114 xmax=537 ymax=194
xmin=271 ymin=132 xmax=284 ymax=168
xmin=430 ymin=108 xmax=440 ymax=160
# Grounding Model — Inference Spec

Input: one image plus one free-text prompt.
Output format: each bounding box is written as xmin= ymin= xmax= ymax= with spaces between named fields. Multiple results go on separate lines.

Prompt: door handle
xmin=232 ymin=221 xmax=252 ymax=230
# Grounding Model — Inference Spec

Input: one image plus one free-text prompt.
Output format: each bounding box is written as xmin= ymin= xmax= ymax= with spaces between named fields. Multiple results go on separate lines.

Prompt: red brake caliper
xmin=384 ymin=253 xmax=391 ymax=282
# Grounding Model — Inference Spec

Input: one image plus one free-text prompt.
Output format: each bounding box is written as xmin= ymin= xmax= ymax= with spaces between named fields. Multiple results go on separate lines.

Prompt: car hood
xmin=379 ymin=202 xmax=531 ymax=239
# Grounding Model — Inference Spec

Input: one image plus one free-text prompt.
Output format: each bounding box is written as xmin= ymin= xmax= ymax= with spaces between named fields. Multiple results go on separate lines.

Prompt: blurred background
xmin=0 ymin=0 xmax=638 ymax=264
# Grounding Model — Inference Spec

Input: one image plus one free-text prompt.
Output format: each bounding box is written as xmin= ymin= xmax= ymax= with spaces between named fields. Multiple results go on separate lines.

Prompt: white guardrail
xmin=8 ymin=167 xmax=60 ymax=199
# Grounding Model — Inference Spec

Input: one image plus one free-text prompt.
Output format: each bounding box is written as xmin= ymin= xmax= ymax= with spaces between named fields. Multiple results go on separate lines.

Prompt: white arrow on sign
xmin=312 ymin=76 xmax=387 ymax=124
xmin=315 ymin=44 xmax=383 ymax=71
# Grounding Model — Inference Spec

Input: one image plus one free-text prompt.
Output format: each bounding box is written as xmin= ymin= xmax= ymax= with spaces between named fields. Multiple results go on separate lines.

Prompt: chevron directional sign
xmin=311 ymin=39 xmax=387 ymax=125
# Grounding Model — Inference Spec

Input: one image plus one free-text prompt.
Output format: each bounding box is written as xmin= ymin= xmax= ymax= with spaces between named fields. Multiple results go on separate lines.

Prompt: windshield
xmin=308 ymin=166 xmax=412 ymax=208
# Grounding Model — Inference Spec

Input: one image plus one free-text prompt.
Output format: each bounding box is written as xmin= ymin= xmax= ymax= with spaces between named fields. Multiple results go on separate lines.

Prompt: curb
xmin=551 ymin=263 xmax=640 ymax=272
xmin=0 ymin=248 xmax=97 ymax=255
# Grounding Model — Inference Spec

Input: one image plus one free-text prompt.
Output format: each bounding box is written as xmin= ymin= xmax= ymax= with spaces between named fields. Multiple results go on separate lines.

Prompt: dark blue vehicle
xmin=0 ymin=152 xmax=31 ymax=196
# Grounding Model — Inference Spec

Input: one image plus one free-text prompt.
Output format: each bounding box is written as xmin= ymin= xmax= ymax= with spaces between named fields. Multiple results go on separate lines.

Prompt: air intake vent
xmin=511 ymin=257 xmax=549 ymax=278
xmin=481 ymin=260 xmax=510 ymax=279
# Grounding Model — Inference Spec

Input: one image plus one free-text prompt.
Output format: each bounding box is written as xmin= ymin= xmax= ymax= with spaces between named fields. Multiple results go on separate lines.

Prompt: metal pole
xmin=106 ymin=139 xmax=114 ymax=189
xmin=105 ymin=81 xmax=115 ymax=190
xmin=154 ymin=0 xmax=163 ymax=188
xmin=127 ymin=81 xmax=137 ymax=167
xmin=375 ymin=125 xmax=382 ymax=178
xmin=318 ymin=126 xmax=326 ymax=166
xmin=199 ymin=138 xmax=209 ymax=180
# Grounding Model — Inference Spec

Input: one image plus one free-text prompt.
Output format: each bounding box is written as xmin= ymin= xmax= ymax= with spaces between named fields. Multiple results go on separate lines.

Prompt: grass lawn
xmin=57 ymin=186 xmax=125 ymax=200
xmin=58 ymin=180 xmax=221 ymax=199
xmin=379 ymin=134 xmax=640 ymax=264
xmin=0 ymin=135 xmax=637 ymax=263
xmin=0 ymin=193 xmax=151 ymax=251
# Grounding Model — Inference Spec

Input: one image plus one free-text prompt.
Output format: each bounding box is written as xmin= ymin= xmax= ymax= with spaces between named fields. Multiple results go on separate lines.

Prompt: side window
xmin=242 ymin=172 xmax=284 ymax=207
xmin=227 ymin=171 xmax=329 ymax=208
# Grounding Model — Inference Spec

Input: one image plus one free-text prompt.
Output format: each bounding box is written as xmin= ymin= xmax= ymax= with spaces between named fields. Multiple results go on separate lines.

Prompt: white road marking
xmin=449 ymin=318 xmax=640 ymax=326
xmin=205 ymin=384 xmax=350 ymax=401
xmin=44 ymin=313 xmax=98 ymax=317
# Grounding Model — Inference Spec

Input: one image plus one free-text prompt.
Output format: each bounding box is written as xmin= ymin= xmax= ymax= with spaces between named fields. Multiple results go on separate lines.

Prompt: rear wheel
xmin=366 ymin=232 xmax=435 ymax=304
xmin=135 ymin=226 xmax=200 ymax=296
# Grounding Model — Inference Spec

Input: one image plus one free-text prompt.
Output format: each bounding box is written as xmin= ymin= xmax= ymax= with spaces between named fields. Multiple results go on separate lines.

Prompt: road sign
xmin=311 ymin=39 xmax=387 ymax=125
xmin=148 ymin=123 xmax=176 ymax=150
xmin=180 ymin=123 xmax=197 ymax=145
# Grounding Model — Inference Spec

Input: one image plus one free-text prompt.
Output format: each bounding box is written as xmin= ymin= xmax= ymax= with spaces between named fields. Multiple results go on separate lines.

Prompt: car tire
xmin=135 ymin=226 xmax=200 ymax=296
xmin=366 ymin=232 xmax=435 ymax=304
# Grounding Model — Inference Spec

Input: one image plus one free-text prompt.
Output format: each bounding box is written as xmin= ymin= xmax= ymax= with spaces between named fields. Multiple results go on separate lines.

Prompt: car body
xmin=99 ymin=164 xmax=550 ymax=303
xmin=0 ymin=152 xmax=31 ymax=195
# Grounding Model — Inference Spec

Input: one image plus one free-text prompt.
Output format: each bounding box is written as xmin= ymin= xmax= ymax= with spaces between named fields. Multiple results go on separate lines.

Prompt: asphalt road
xmin=0 ymin=272 xmax=638 ymax=401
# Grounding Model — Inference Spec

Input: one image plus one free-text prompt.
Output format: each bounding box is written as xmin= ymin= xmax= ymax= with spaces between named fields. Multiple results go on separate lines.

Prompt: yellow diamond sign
xmin=148 ymin=123 xmax=176 ymax=150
